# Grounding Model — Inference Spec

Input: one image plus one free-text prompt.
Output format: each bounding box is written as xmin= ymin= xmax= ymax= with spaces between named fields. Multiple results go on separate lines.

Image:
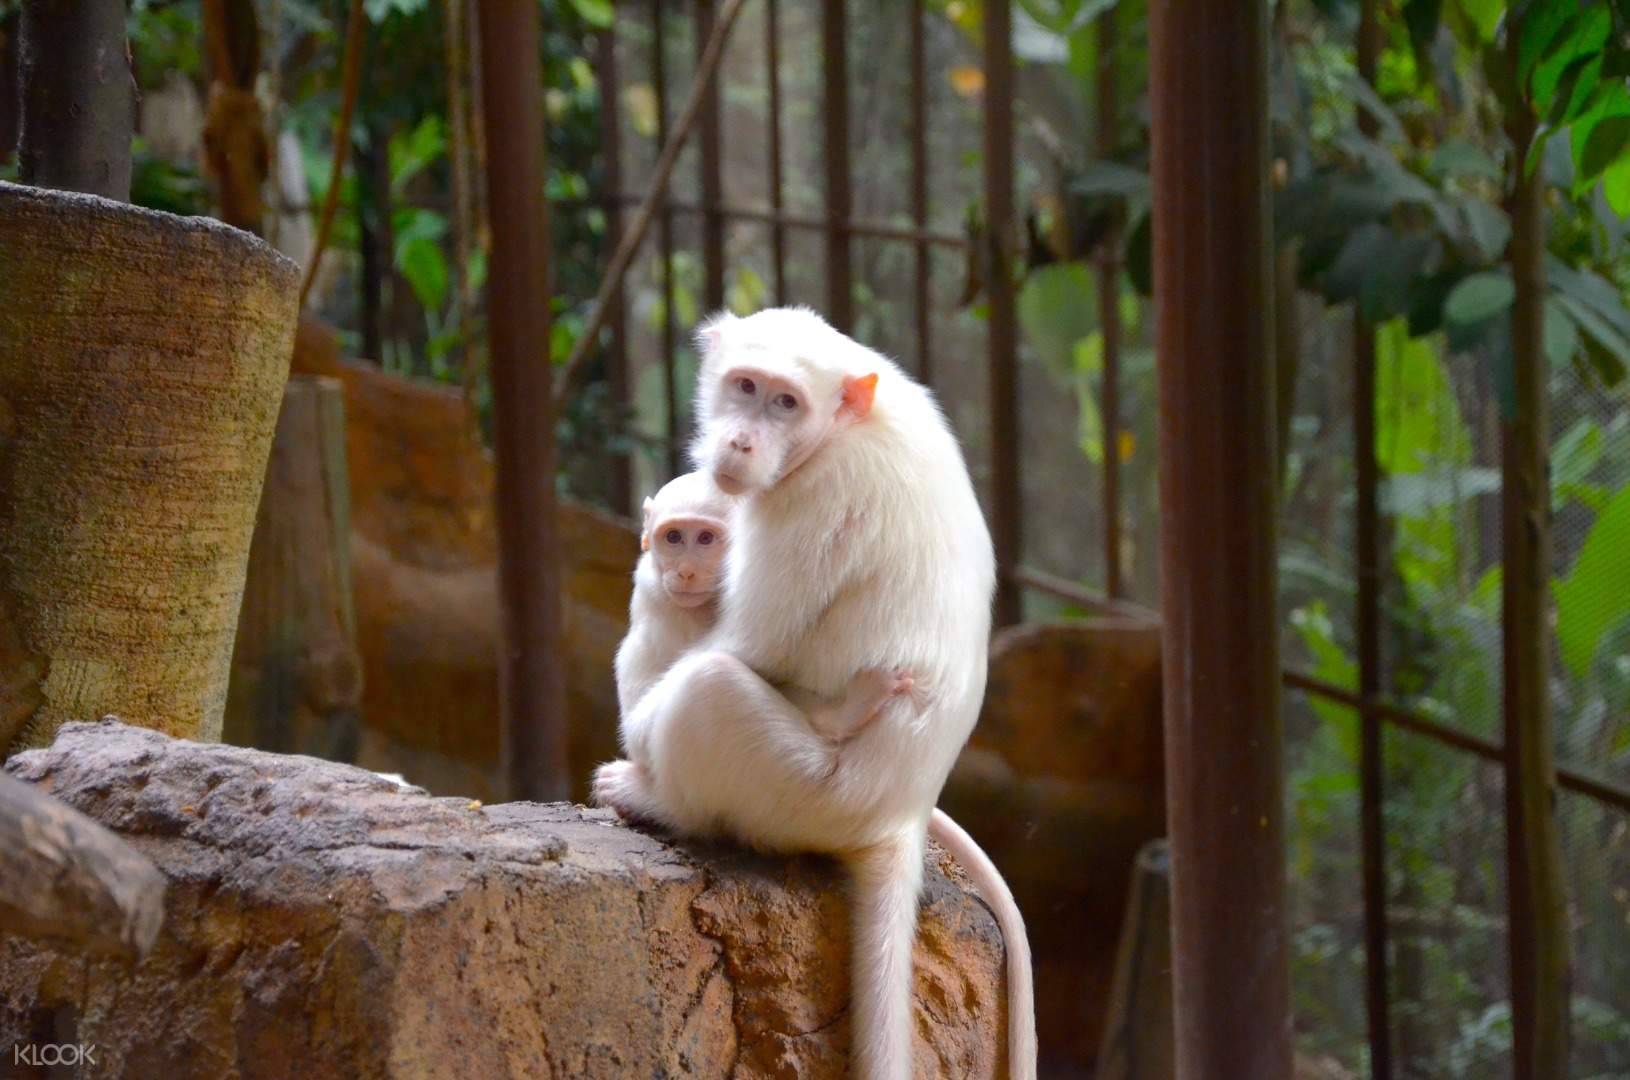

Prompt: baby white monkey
xmin=614 ymin=470 xmax=913 ymax=778
xmin=595 ymin=308 xmax=1035 ymax=1080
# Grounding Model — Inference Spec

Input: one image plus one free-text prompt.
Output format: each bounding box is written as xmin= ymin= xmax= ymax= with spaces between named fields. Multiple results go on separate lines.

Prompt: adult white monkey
xmin=594 ymin=307 xmax=1035 ymax=1080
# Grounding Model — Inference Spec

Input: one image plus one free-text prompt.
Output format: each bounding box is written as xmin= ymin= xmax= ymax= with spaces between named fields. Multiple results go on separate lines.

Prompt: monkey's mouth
xmin=665 ymin=586 xmax=714 ymax=608
xmin=713 ymin=470 xmax=748 ymax=496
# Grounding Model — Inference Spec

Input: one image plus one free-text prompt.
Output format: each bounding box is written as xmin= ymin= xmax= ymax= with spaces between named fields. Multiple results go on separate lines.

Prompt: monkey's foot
xmin=592 ymin=759 xmax=669 ymax=827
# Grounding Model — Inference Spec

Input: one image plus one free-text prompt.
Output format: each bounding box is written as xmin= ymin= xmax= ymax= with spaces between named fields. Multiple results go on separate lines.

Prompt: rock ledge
xmin=1 ymin=720 xmax=1004 ymax=1078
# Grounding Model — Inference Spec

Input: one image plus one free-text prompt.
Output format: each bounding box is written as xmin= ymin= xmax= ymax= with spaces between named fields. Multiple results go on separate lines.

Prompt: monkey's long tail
xmin=929 ymin=808 xmax=1038 ymax=1080
xmin=846 ymin=826 xmax=927 ymax=1080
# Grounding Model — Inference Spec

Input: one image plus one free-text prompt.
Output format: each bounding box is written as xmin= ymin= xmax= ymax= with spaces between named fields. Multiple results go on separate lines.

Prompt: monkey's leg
xmin=794 ymin=668 xmax=915 ymax=743
xmin=591 ymin=759 xmax=676 ymax=828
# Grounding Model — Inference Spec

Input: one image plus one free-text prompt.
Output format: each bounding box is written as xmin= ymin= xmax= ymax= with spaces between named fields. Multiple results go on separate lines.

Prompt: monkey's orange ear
xmin=695 ymin=311 xmax=737 ymax=356
xmin=641 ymin=532 xmax=650 ymax=553
xmin=841 ymin=372 xmax=879 ymax=420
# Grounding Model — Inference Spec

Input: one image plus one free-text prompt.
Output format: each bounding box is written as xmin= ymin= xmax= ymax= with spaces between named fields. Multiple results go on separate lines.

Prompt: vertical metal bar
xmin=654 ymin=0 xmax=680 ymax=479
xmin=1148 ymin=0 xmax=1291 ymax=1074
xmin=695 ymin=0 xmax=725 ymax=313
xmin=1501 ymin=13 xmax=1571 ymax=1076
xmin=597 ymin=23 xmax=632 ymax=514
xmin=765 ymin=0 xmax=786 ymax=303
xmin=983 ymin=0 xmax=1021 ymax=628
xmin=1354 ymin=324 xmax=1393 ymax=1080
xmin=1096 ymin=3 xmax=1123 ymax=598
xmin=1353 ymin=3 xmax=1392 ymax=1075
xmin=821 ymin=0 xmax=853 ymax=332
xmin=909 ymin=0 xmax=931 ymax=384
xmin=476 ymin=0 xmax=568 ymax=801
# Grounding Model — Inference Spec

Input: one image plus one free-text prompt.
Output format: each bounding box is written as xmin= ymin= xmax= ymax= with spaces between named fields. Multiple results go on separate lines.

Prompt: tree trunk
xmin=0 ymin=769 xmax=165 ymax=959
xmin=1095 ymin=840 xmax=1174 ymax=1080
xmin=224 ymin=376 xmax=362 ymax=763
xmin=16 ymin=0 xmax=131 ymax=200
xmin=1502 ymin=21 xmax=1571 ymax=1077
xmin=201 ymin=0 xmax=269 ymax=234
xmin=0 ymin=182 xmax=298 ymax=753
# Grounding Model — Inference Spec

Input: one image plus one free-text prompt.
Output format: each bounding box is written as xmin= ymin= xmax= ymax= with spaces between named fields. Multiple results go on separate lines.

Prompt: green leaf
xmin=1125 ymin=212 xmax=1153 ymax=296
xmin=566 ymin=0 xmax=615 ymax=29
xmin=389 ymin=116 xmax=446 ymax=196
xmin=1552 ymin=417 xmax=1603 ymax=496
xmin=1429 ymin=139 xmax=1501 ymax=181
xmin=1460 ymin=0 xmax=1502 ymax=42
xmin=397 ymin=235 xmax=449 ymax=311
xmin=1530 ymin=7 xmax=1612 ymax=114
xmin=1554 ymin=293 xmax=1630 ymax=384
xmin=1578 ymin=114 xmax=1630 ymax=184
xmin=1375 ymin=319 xmax=1472 ymax=473
xmin=1543 ymin=297 xmax=1581 ymax=368
xmin=1402 ymin=0 xmax=1444 ymax=61
xmin=1604 ymin=154 xmax=1630 ymax=217
xmin=1517 ymin=1 xmax=1574 ymax=91
xmin=1444 ymin=272 xmax=1515 ymax=326
xmin=1458 ymin=197 xmax=1511 ymax=261
xmin=1018 ymin=262 xmax=1097 ymax=374
xmin=1555 ymin=483 xmax=1630 ymax=679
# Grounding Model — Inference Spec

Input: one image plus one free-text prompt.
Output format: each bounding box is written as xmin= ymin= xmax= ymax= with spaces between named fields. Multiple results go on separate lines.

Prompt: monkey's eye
xmin=775 ymin=393 xmax=799 ymax=411
xmin=664 ymin=528 xmax=683 ymax=545
xmin=697 ymin=530 xmax=716 ymax=546
xmin=738 ymin=377 xmax=756 ymax=395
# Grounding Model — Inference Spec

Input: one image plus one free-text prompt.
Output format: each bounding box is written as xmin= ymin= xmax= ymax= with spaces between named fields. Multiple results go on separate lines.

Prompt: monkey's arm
xmin=784 ymin=668 xmax=915 ymax=742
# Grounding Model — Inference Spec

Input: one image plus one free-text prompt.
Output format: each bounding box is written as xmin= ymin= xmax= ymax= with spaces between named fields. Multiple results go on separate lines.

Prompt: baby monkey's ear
xmin=641 ymin=497 xmax=655 ymax=552
xmin=840 ymin=372 xmax=879 ymax=421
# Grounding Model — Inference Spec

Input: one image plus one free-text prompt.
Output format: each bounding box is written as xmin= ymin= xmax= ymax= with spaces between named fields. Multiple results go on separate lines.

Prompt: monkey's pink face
xmin=647 ymin=514 xmax=728 ymax=608
xmin=701 ymin=365 xmax=830 ymax=495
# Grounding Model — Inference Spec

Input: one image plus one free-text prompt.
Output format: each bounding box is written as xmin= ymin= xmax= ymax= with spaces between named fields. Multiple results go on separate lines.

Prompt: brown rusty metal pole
xmin=696 ymin=0 xmax=725 ymax=313
xmin=1097 ymin=3 xmax=1123 ymax=599
xmin=1148 ymin=0 xmax=1291 ymax=1075
xmin=765 ymin=0 xmax=786 ymax=303
xmin=655 ymin=1 xmax=680 ymax=478
xmin=822 ymin=0 xmax=853 ymax=333
xmin=910 ymin=0 xmax=931 ymax=383
xmin=596 ymin=25 xmax=632 ymax=514
xmin=983 ymin=0 xmax=1022 ymax=629
xmin=477 ymin=0 xmax=568 ymax=801
xmin=1353 ymin=0 xmax=1392 ymax=1074
xmin=1502 ymin=12 xmax=1571 ymax=1076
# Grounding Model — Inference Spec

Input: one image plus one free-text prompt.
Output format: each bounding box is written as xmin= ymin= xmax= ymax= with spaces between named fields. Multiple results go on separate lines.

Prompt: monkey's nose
xmin=729 ymin=436 xmax=753 ymax=454
xmin=678 ymin=569 xmax=696 ymax=583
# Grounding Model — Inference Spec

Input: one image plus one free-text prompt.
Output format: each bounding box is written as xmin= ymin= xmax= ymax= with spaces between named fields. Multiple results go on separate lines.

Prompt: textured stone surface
xmin=1 ymin=720 xmax=1005 ymax=1078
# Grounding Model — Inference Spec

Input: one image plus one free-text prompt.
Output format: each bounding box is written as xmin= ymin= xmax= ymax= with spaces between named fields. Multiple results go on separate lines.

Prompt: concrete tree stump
xmin=0 ymin=181 xmax=298 ymax=753
xmin=0 ymin=721 xmax=1009 ymax=1078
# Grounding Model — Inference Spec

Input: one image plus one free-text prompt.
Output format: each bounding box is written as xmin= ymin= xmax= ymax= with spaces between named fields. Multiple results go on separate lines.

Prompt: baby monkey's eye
xmin=775 ymin=393 xmax=798 ymax=411
xmin=738 ymin=377 xmax=756 ymax=395
xmin=697 ymin=530 xmax=716 ymax=546
xmin=664 ymin=528 xmax=683 ymax=545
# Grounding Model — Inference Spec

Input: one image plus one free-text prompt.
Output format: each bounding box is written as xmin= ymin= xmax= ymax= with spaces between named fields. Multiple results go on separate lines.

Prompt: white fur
xmin=598 ymin=308 xmax=1036 ymax=1080
xmin=613 ymin=472 xmax=733 ymax=746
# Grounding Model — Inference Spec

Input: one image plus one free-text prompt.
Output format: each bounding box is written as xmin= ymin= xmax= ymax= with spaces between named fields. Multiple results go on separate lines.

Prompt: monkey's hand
xmin=806 ymin=667 xmax=916 ymax=743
